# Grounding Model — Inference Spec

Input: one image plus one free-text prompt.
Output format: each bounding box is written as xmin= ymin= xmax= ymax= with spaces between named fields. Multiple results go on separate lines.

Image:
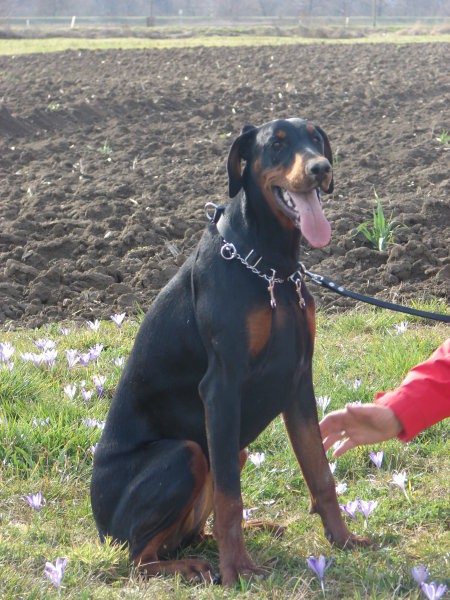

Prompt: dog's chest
xmin=245 ymin=292 xmax=311 ymax=363
xmin=240 ymin=301 xmax=312 ymax=443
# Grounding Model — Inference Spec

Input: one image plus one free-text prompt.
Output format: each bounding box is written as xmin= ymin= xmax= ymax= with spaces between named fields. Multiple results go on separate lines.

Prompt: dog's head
xmin=227 ymin=118 xmax=333 ymax=247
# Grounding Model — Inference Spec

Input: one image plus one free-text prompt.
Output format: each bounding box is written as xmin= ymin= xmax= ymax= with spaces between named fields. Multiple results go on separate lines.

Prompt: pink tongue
xmin=290 ymin=190 xmax=331 ymax=247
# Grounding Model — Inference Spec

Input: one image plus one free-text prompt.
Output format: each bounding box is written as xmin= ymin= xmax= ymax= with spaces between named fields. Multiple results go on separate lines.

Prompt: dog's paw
xmin=327 ymin=530 xmax=373 ymax=549
xmin=220 ymin=560 xmax=267 ymax=587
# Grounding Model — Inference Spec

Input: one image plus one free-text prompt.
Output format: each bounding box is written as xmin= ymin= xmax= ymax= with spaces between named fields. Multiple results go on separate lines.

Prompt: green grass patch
xmin=1 ymin=32 xmax=450 ymax=55
xmin=0 ymin=308 xmax=448 ymax=597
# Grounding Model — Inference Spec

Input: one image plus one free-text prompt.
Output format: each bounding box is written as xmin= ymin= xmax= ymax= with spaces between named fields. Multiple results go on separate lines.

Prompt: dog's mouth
xmin=272 ymin=186 xmax=331 ymax=248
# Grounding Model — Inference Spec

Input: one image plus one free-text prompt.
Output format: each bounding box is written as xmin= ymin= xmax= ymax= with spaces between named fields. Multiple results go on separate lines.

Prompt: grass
xmin=436 ymin=129 xmax=450 ymax=145
xmin=0 ymin=31 xmax=450 ymax=55
xmin=0 ymin=308 xmax=448 ymax=598
xmin=354 ymin=188 xmax=402 ymax=252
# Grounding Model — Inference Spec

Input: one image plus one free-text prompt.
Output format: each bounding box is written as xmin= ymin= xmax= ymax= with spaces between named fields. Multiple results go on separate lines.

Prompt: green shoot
xmin=436 ymin=129 xmax=449 ymax=145
xmin=100 ymin=140 xmax=112 ymax=156
xmin=355 ymin=189 xmax=402 ymax=252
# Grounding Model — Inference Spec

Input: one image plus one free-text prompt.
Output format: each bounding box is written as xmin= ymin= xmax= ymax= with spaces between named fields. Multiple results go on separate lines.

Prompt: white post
xmin=71 ymin=16 xmax=76 ymax=29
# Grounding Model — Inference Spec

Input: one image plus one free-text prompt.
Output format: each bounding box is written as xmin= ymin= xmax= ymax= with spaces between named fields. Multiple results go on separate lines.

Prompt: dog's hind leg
xmin=108 ymin=440 xmax=216 ymax=581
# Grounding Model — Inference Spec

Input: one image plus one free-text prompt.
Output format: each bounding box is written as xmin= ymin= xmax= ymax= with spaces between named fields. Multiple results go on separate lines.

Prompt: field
xmin=0 ymin=40 xmax=449 ymax=327
xmin=0 ymin=32 xmax=449 ymax=598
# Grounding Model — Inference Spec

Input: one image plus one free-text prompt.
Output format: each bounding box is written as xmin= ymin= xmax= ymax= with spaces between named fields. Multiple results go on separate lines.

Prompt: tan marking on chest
xmin=246 ymin=307 xmax=273 ymax=357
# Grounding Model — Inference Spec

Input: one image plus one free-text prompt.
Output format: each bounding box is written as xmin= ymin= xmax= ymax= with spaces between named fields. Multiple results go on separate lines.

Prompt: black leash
xmin=301 ymin=266 xmax=450 ymax=324
xmin=206 ymin=202 xmax=450 ymax=324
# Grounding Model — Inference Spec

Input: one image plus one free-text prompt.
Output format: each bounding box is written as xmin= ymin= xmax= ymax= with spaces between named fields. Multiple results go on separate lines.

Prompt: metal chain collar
xmin=206 ymin=202 xmax=305 ymax=310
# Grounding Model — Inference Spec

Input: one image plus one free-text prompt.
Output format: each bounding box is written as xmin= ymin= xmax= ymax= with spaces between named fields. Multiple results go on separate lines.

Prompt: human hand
xmin=319 ymin=403 xmax=403 ymax=457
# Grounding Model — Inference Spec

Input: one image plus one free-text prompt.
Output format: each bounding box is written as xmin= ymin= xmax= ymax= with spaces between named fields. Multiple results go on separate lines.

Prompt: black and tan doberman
xmin=91 ymin=118 xmax=369 ymax=586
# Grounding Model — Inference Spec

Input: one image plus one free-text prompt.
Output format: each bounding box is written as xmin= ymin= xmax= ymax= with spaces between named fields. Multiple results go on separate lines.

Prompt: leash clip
xmin=205 ymin=202 xmax=226 ymax=224
xmin=289 ymin=271 xmax=306 ymax=309
xmin=267 ymin=270 xmax=277 ymax=309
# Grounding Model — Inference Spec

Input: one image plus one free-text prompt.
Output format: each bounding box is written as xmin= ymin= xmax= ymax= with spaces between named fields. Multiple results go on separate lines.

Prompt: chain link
xmin=221 ymin=239 xmax=284 ymax=283
xmin=220 ymin=238 xmax=306 ymax=310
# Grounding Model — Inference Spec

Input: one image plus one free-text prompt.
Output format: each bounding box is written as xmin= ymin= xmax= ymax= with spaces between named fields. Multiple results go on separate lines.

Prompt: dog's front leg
xmin=283 ymin=367 xmax=371 ymax=548
xmin=199 ymin=356 xmax=265 ymax=586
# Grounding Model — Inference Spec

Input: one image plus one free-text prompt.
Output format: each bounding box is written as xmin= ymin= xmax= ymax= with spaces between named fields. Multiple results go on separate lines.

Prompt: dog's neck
xmin=224 ymin=189 xmax=302 ymax=278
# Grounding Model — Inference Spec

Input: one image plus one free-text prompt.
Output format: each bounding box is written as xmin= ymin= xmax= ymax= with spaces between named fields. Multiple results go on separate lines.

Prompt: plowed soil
xmin=0 ymin=42 xmax=449 ymax=328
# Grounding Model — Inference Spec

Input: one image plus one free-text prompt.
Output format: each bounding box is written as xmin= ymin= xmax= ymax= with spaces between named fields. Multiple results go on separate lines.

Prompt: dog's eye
xmin=272 ymin=141 xmax=283 ymax=150
xmin=312 ymin=135 xmax=322 ymax=145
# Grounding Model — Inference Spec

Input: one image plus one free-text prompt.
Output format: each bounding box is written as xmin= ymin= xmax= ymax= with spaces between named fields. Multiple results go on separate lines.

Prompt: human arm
xmin=320 ymin=339 xmax=450 ymax=456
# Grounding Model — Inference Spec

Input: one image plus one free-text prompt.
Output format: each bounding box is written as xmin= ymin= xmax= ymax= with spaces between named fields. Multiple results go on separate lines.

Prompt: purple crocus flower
xmin=113 ymin=356 xmax=125 ymax=368
xmin=32 ymin=417 xmax=50 ymax=428
xmin=0 ymin=341 xmax=15 ymax=362
xmin=81 ymin=388 xmax=94 ymax=403
xmin=392 ymin=471 xmax=407 ymax=490
xmin=316 ymin=395 xmax=331 ymax=416
xmin=353 ymin=378 xmax=362 ymax=390
xmin=412 ymin=565 xmax=430 ymax=584
xmin=21 ymin=352 xmax=43 ymax=366
xmin=420 ymin=582 xmax=447 ymax=600
xmin=34 ymin=338 xmax=56 ymax=352
xmin=394 ymin=321 xmax=409 ymax=335
xmin=89 ymin=344 xmax=104 ymax=361
xmin=42 ymin=349 xmax=58 ymax=368
xmin=82 ymin=418 xmax=105 ymax=430
xmin=242 ymin=507 xmax=258 ymax=521
xmin=248 ymin=452 xmax=265 ymax=467
xmin=111 ymin=312 xmax=126 ymax=328
xmin=44 ymin=557 xmax=68 ymax=589
xmin=340 ymin=499 xmax=359 ymax=520
xmin=93 ymin=374 xmax=106 ymax=396
xmin=65 ymin=349 xmax=80 ymax=370
xmin=63 ymin=384 xmax=77 ymax=401
xmin=358 ymin=499 xmax=378 ymax=519
xmin=78 ymin=352 xmax=92 ymax=367
xmin=24 ymin=491 xmax=45 ymax=511
xmin=86 ymin=319 xmax=101 ymax=333
xmin=335 ymin=482 xmax=347 ymax=495
xmin=307 ymin=555 xmax=333 ymax=592
xmin=58 ymin=327 xmax=71 ymax=336
xmin=369 ymin=450 xmax=384 ymax=469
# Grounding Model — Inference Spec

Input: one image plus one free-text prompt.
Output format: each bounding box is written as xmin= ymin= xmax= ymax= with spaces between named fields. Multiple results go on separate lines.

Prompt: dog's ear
xmin=315 ymin=125 xmax=334 ymax=194
xmin=227 ymin=125 xmax=257 ymax=198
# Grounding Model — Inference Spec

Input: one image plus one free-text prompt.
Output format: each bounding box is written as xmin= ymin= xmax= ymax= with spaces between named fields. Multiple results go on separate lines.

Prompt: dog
xmin=91 ymin=118 xmax=368 ymax=586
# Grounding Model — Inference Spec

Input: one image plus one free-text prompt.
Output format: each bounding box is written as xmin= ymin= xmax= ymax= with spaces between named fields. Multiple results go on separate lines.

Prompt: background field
xmin=0 ymin=30 xmax=449 ymax=599
xmin=0 ymin=37 xmax=449 ymax=328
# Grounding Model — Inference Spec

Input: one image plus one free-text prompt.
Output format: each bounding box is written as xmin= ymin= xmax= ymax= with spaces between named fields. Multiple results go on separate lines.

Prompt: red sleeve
xmin=374 ymin=339 xmax=450 ymax=442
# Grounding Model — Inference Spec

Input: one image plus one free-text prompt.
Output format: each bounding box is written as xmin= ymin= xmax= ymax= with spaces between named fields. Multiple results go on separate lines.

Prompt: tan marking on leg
xmin=134 ymin=441 xmax=211 ymax=566
xmin=305 ymin=301 xmax=316 ymax=352
xmin=213 ymin=490 xmax=266 ymax=586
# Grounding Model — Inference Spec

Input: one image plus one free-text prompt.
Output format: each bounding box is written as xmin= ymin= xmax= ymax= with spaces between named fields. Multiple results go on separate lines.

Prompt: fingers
xmin=319 ymin=410 xmax=347 ymax=439
xmin=330 ymin=437 xmax=357 ymax=457
xmin=321 ymin=431 xmax=343 ymax=453
xmin=319 ymin=406 xmax=368 ymax=457
xmin=320 ymin=404 xmax=402 ymax=456
xmin=320 ymin=410 xmax=352 ymax=456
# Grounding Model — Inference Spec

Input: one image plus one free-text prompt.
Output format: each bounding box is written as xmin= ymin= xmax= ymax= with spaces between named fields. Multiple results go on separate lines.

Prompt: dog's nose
xmin=306 ymin=159 xmax=331 ymax=181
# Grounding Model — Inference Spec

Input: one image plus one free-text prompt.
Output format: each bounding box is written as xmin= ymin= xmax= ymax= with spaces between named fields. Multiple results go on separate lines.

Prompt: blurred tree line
xmin=2 ymin=0 xmax=449 ymax=17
